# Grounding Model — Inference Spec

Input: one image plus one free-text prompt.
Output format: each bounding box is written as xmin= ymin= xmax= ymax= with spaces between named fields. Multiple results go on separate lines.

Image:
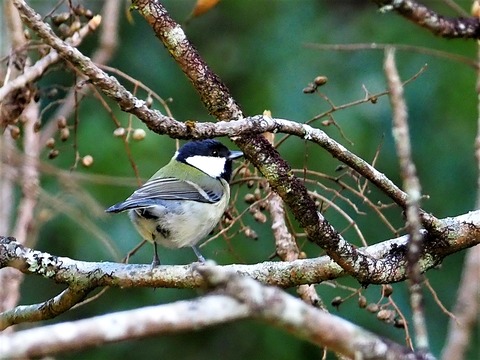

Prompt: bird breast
xmin=128 ymin=190 xmax=229 ymax=249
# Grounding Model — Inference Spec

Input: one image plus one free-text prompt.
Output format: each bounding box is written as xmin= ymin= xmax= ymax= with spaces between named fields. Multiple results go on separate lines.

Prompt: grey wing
xmin=106 ymin=177 xmax=222 ymax=213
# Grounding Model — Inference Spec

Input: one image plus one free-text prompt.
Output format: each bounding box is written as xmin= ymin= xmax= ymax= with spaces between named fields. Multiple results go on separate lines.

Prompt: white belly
xmin=128 ymin=194 xmax=228 ymax=249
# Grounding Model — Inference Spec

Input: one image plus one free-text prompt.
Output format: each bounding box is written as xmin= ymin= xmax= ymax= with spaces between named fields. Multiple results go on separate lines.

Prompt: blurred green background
xmin=9 ymin=0 xmax=480 ymax=359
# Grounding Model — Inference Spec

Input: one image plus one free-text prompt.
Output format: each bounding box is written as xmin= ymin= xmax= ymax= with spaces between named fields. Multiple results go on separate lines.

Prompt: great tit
xmin=106 ymin=139 xmax=243 ymax=266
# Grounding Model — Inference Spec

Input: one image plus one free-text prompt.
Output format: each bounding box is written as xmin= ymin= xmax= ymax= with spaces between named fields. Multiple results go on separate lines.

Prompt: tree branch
xmin=0 ymin=293 xmax=250 ymax=359
xmin=11 ymin=0 xmax=423 ymax=284
xmin=268 ymin=191 xmax=323 ymax=308
xmin=41 ymin=0 xmax=121 ymax=144
xmin=0 ymin=264 xmax=435 ymax=360
xmin=126 ymin=0 xmax=439 ymax=281
xmin=1 ymin=209 xmax=479 ymax=328
xmin=372 ymin=0 xmax=480 ymax=38
xmin=0 ymin=286 xmax=92 ymax=330
xmin=0 ymin=15 xmax=101 ymax=102
xmin=441 ymin=245 xmax=480 ymax=359
xmin=385 ymin=48 xmax=430 ymax=352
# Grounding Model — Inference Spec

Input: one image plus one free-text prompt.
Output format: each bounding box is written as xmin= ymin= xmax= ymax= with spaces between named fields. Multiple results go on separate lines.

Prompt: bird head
xmin=175 ymin=139 xmax=243 ymax=182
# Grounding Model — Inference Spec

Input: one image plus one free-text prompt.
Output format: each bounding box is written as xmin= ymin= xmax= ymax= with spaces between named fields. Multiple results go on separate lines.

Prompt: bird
xmin=106 ymin=139 xmax=243 ymax=266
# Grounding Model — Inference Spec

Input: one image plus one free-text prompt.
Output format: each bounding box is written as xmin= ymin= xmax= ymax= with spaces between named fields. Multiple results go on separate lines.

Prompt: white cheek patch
xmin=186 ymin=155 xmax=227 ymax=178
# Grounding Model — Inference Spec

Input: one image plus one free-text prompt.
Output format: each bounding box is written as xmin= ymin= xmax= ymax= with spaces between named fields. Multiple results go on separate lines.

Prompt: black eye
xmin=212 ymin=150 xmax=218 ymax=156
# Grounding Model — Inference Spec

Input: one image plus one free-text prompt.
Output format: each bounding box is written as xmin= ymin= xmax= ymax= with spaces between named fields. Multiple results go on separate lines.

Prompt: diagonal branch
xmin=41 ymin=0 xmax=122 ymax=144
xmin=196 ymin=264 xmax=434 ymax=360
xmin=128 ymin=0 xmax=431 ymax=282
xmin=6 ymin=0 xmax=409 ymax=214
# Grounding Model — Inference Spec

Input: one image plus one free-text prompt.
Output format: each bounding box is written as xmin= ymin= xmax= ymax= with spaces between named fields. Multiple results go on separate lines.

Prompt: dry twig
xmin=384 ymin=48 xmax=430 ymax=353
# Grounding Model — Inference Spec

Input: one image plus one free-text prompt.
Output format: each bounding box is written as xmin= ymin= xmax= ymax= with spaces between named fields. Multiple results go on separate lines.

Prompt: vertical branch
xmin=0 ymin=137 xmax=14 ymax=238
xmin=442 ymin=2 xmax=480 ymax=358
xmin=384 ymin=48 xmax=429 ymax=352
xmin=263 ymin=127 xmax=324 ymax=308
xmin=0 ymin=0 xmax=28 ymax=322
xmin=11 ymin=102 xmax=41 ymax=243
xmin=474 ymin=0 xmax=480 ymax=210
xmin=268 ymin=192 xmax=324 ymax=308
xmin=440 ymin=245 xmax=480 ymax=359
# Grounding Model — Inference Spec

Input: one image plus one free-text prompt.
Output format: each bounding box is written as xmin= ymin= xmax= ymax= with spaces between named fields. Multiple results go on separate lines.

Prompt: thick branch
xmin=197 ymin=265 xmax=434 ymax=360
xmin=0 ymin=294 xmax=250 ymax=358
xmin=0 ymin=264 xmax=434 ymax=360
xmin=373 ymin=0 xmax=480 ymax=38
xmin=1 ymin=211 xmax=474 ymax=287
xmin=1 ymin=210 xmax=479 ymax=328
xmin=131 ymin=0 xmax=242 ymax=121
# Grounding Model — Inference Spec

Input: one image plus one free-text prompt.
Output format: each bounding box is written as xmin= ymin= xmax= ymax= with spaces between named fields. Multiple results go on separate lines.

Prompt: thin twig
xmin=384 ymin=48 xmax=429 ymax=353
xmin=440 ymin=246 xmax=480 ymax=360
xmin=423 ymin=278 xmax=457 ymax=322
xmin=305 ymin=42 xmax=478 ymax=69
xmin=0 ymin=15 xmax=102 ymax=102
xmin=41 ymin=0 xmax=121 ymax=142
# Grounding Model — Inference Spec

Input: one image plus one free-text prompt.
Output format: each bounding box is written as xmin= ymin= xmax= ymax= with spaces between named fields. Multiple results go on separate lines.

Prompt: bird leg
xmin=191 ymin=245 xmax=206 ymax=263
xmin=151 ymin=242 xmax=160 ymax=268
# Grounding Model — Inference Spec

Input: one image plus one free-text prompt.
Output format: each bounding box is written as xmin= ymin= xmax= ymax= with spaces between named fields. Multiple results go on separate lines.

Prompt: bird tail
xmin=105 ymin=203 xmax=127 ymax=213
xmin=105 ymin=199 xmax=158 ymax=213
